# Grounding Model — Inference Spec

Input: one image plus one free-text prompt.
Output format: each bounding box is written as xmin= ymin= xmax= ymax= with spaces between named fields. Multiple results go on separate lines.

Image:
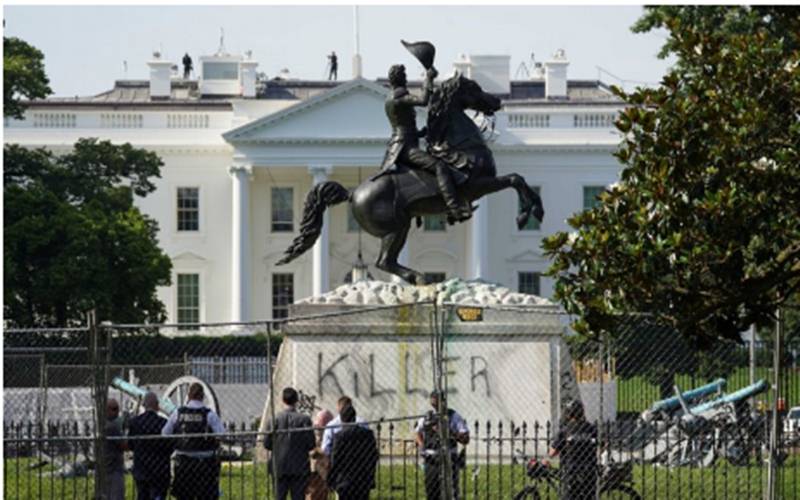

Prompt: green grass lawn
xmin=5 ymin=456 xmax=799 ymax=499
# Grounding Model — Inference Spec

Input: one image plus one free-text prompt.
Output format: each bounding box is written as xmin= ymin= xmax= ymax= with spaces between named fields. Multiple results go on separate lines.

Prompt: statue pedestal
xmin=257 ymin=279 xmax=590 ymax=460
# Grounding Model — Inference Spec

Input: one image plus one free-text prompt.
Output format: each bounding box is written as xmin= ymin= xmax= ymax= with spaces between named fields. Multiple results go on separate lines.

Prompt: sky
xmin=4 ymin=5 xmax=675 ymax=98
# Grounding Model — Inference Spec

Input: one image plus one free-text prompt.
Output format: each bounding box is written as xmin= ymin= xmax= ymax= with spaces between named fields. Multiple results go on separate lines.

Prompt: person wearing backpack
xmin=415 ymin=391 xmax=469 ymax=499
xmin=161 ymin=383 xmax=224 ymax=500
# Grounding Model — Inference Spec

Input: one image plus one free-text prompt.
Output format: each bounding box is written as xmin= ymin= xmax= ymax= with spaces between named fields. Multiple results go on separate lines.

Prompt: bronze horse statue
xmin=277 ymin=74 xmax=544 ymax=284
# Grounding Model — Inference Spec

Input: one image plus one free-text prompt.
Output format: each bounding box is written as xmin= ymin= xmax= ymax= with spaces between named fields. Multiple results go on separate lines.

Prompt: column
xmin=470 ymin=203 xmax=489 ymax=280
xmin=229 ymin=164 xmax=253 ymax=323
xmin=309 ymin=165 xmax=332 ymax=296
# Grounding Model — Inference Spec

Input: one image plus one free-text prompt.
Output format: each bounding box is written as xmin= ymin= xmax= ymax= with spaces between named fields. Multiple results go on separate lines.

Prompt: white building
xmin=5 ymin=48 xmax=626 ymax=326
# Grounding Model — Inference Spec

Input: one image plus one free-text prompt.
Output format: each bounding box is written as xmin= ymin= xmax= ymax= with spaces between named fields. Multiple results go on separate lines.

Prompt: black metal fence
xmin=4 ymin=417 xmax=799 ymax=499
xmin=3 ymin=303 xmax=797 ymax=499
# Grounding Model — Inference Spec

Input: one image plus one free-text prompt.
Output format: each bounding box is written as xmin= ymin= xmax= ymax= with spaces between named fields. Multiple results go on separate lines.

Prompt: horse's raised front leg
xmin=375 ymin=223 xmax=426 ymax=285
xmin=461 ymin=174 xmax=544 ymax=230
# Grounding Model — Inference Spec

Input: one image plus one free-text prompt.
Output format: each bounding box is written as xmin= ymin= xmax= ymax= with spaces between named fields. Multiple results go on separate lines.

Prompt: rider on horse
xmin=372 ymin=63 xmax=473 ymax=224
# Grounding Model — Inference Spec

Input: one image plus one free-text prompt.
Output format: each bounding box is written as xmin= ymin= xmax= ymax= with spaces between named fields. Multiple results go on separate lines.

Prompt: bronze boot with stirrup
xmin=436 ymin=164 xmax=472 ymax=224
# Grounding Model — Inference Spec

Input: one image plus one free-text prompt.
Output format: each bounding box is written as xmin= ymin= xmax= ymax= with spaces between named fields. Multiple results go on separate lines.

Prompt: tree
xmin=543 ymin=6 xmax=800 ymax=347
xmin=569 ymin=316 xmax=741 ymax=399
xmin=4 ymin=36 xmax=52 ymax=119
xmin=4 ymin=139 xmax=172 ymax=326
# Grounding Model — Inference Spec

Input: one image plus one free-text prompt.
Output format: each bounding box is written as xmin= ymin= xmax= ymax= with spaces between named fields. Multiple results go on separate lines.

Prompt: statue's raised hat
xmin=401 ymin=40 xmax=436 ymax=70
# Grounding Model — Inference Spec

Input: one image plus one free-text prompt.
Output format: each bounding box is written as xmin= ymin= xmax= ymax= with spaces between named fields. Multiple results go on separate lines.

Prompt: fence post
xmin=750 ymin=324 xmax=757 ymax=387
xmin=266 ymin=321 xmax=279 ymax=486
xmin=89 ymin=310 xmax=108 ymax=499
xmin=765 ymin=306 xmax=783 ymax=500
xmin=38 ymin=353 xmax=47 ymax=428
xmin=597 ymin=335 xmax=606 ymax=500
xmin=433 ymin=305 xmax=454 ymax=500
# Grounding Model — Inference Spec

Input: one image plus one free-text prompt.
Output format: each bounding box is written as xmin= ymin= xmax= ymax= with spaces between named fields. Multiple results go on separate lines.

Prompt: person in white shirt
xmin=321 ymin=396 xmax=368 ymax=456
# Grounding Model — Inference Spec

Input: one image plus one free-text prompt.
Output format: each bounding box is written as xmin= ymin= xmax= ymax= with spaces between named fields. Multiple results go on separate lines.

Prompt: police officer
xmin=162 ymin=382 xmax=225 ymax=500
xmin=327 ymin=51 xmax=338 ymax=81
xmin=549 ymin=400 xmax=598 ymax=500
xmin=182 ymin=53 xmax=193 ymax=79
xmin=415 ymin=391 xmax=469 ymax=500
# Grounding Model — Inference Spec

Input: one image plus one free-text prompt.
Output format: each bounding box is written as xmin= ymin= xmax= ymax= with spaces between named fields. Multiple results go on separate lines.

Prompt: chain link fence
xmin=3 ymin=302 xmax=798 ymax=499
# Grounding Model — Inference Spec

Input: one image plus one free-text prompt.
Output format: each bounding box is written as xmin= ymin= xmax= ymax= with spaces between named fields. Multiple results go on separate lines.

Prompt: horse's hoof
xmin=516 ymin=213 xmax=529 ymax=230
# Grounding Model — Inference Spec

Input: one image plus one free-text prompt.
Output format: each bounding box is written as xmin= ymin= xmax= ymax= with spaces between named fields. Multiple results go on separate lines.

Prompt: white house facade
xmin=4 ymin=48 xmax=626 ymax=326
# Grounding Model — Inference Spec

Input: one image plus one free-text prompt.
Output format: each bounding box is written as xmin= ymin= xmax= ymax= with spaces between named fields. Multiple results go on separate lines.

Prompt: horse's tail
xmin=276 ymin=181 xmax=350 ymax=266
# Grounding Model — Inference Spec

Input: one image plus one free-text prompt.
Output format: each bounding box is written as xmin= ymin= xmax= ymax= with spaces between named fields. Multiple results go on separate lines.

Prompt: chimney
xmin=453 ymin=54 xmax=471 ymax=77
xmin=240 ymin=51 xmax=258 ymax=98
xmin=147 ymin=51 xmax=173 ymax=99
xmin=452 ymin=54 xmax=510 ymax=95
xmin=545 ymin=49 xmax=569 ymax=99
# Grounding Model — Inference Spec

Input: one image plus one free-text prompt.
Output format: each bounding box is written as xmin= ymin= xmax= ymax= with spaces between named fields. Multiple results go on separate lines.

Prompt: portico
xmin=224 ymin=79 xmax=396 ymax=321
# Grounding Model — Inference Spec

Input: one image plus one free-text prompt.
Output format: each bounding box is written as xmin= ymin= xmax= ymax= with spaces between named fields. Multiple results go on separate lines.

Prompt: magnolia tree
xmin=544 ymin=6 xmax=800 ymax=347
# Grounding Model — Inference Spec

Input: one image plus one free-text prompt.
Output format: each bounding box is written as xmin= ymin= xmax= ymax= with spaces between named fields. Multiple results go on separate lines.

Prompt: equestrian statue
xmin=277 ymin=40 xmax=544 ymax=285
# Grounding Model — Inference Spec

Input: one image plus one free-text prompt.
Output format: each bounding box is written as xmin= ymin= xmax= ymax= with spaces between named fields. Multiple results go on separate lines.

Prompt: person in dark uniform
xmin=373 ymin=64 xmax=472 ymax=223
xmin=182 ymin=53 xmax=193 ymax=79
xmin=415 ymin=391 xmax=470 ymax=500
xmin=162 ymin=383 xmax=225 ymax=500
xmin=549 ymin=400 xmax=598 ymax=500
xmin=328 ymin=52 xmax=338 ymax=81
xmin=264 ymin=387 xmax=316 ymax=500
xmin=128 ymin=392 xmax=173 ymax=500
xmin=328 ymin=405 xmax=378 ymax=500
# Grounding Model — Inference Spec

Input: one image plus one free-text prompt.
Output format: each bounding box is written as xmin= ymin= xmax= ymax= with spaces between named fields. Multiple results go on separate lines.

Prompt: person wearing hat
xmin=549 ymin=400 xmax=598 ymax=500
xmin=415 ymin=391 xmax=469 ymax=499
xmin=372 ymin=43 xmax=472 ymax=224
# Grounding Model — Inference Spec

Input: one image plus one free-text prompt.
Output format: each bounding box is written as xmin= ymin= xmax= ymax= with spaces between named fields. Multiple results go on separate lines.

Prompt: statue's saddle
xmin=390 ymin=163 xmax=468 ymax=206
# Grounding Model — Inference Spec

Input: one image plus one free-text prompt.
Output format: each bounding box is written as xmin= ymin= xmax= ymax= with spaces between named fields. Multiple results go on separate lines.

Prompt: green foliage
xmin=4 ymin=139 xmax=171 ymax=326
xmin=544 ymin=7 xmax=800 ymax=346
xmin=569 ymin=316 xmax=743 ymax=397
xmin=3 ymin=36 xmax=52 ymax=119
xmin=108 ymin=333 xmax=281 ymax=364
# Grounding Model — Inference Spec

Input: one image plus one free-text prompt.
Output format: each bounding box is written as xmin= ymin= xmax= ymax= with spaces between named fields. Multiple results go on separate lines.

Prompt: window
xmin=177 ymin=273 xmax=200 ymax=328
xmin=424 ymin=272 xmax=447 ymax=284
xmin=203 ymin=62 xmax=238 ymax=80
xmin=272 ymin=273 xmax=294 ymax=320
xmin=177 ymin=187 xmax=199 ymax=231
xmin=583 ymin=186 xmax=606 ymax=210
xmin=271 ymin=187 xmax=294 ymax=232
xmin=518 ymin=186 xmax=541 ymax=231
xmin=423 ymin=215 xmax=447 ymax=232
xmin=518 ymin=272 xmax=541 ymax=296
